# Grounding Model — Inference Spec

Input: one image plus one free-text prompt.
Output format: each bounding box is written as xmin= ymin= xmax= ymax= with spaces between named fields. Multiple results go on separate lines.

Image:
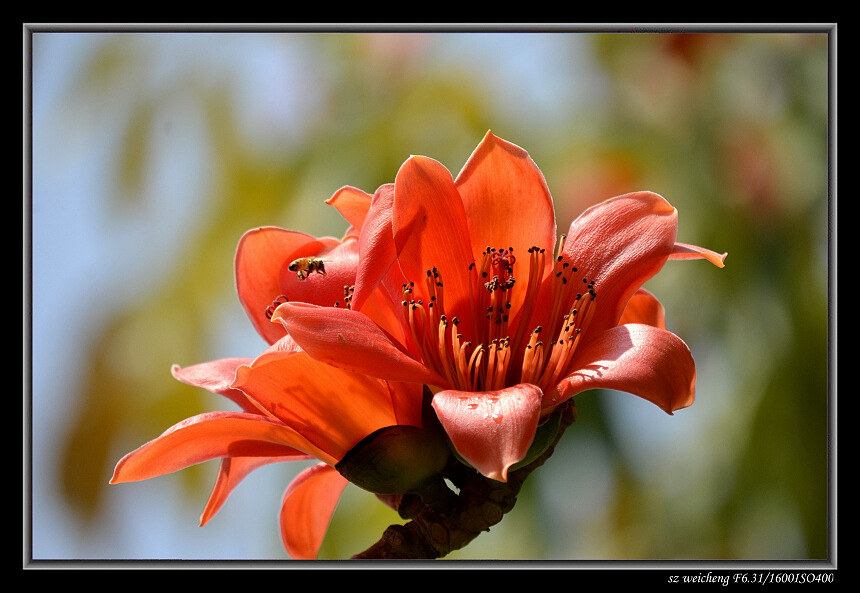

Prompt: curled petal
xmin=671 ymin=242 xmax=728 ymax=268
xmin=617 ymin=288 xmax=666 ymax=329
xmin=432 ymin=383 xmax=543 ymax=482
xmin=347 ymin=185 xmax=411 ymax=343
xmin=110 ymin=411 xmax=336 ymax=485
xmin=200 ymin=455 xmax=308 ymax=526
xmin=554 ymin=324 xmax=696 ymax=414
xmin=280 ymin=463 xmax=349 ymax=560
xmin=171 ymin=358 xmax=259 ymax=413
xmin=349 ymin=183 xmax=399 ymax=312
xmin=271 ymin=302 xmax=445 ymax=386
xmin=325 ymin=185 xmax=373 ymax=232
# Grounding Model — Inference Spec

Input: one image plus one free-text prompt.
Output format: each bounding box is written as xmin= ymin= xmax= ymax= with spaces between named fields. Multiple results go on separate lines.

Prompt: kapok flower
xmin=273 ymin=131 xmax=726 ymax=483
xmin=111 ymin=190 xmax=445 ymax=559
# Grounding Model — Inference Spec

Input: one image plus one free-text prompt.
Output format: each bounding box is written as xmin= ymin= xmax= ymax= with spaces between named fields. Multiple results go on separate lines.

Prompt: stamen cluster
xmin=401 ymin=238 xmax=598 ymax=395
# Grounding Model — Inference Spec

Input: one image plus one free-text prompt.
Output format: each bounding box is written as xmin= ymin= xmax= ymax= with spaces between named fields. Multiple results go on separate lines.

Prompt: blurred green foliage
xmin=43 ymin=31 xmax=830 ymax=560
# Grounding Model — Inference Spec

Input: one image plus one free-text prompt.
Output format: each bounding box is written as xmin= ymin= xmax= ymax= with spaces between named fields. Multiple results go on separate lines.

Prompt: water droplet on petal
xmin=491 ymin=402 xmax=503 ymax=423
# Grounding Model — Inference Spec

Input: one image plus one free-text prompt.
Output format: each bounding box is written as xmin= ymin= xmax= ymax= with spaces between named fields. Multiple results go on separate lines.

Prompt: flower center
xmin=401 ymin=238 xmax=597 ymax=393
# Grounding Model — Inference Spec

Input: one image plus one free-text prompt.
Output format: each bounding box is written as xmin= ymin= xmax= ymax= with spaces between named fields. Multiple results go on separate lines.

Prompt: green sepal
xmin=336 ymin=424 xmax=450 ymax=495
xmin=508 ymin=408 xmax=564 ymax=473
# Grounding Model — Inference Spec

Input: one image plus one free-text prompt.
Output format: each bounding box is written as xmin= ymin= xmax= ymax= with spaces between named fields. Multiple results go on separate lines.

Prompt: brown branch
xmin=352 ymin=401 xmax=577 ymax=559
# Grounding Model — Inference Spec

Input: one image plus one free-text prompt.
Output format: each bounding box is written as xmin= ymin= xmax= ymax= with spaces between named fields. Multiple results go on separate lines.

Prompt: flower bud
xmin=336 ymin=425 xmax=450 ymax=495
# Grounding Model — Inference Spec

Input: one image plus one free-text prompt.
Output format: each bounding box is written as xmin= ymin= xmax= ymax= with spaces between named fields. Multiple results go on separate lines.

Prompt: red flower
xmin=111 ymin=131 xmax=725 ymax=559
xmin=272 ymin=131 xmax=726 ymax=482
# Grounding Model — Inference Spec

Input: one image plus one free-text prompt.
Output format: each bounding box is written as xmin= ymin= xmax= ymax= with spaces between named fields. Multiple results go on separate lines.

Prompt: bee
xmin=289 ymin=257 xmax=326 ymax=280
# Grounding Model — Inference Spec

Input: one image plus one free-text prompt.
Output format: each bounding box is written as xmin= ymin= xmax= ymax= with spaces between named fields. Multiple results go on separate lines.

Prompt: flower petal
xmin=232 ymin=349 xmax=419 ymax=460
xmin=432 ymin=383 xmax=543 ymax=482
xmin=325 ymin=185 xmax=373 ymax=232
xmin=271 ymin=302 xmax=445 ymax=386
xmin=350 ymin=183 xmax=400 ymax=312
xmin=617 ymin=288 xmax=666 ymax=329
xmin=560 ymin=191 xmax=680 ymax=335
xmin=235 ymin=226 xmax=340 ymax=345
xmin=199 ymin=455 xmax=306 ymax=526
xmin=260 ymin=333 xmax=304 ymax=356
xmin=671 ymin=242 xmax=728 ymax=268
xmin=386 ymin=380 xmax=425 ymax=428
xmin=109 ymin=411 xmax=336 ymax=484
xmin=553 ymin=324 xmax=696 ymax=414
xmin=280 ymin=463 xmax=349 ymax=560
xmin=171 ymin=358 xmax=259 ymax=413
xmin=346 ymin=183 xmax=413 ymax=345
xmin=393 ymin=154 xmax=477 ymax=340
xmin=456 ymin=131 xmax=557 ymax=279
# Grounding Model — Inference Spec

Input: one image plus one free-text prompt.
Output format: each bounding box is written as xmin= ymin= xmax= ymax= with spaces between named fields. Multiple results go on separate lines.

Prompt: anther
xmin=264 ymin=294 xmax=289 ymax=320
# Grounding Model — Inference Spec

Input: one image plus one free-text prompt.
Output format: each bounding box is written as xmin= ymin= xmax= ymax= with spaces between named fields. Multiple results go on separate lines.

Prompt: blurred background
xmin=27 ymin=28 xmax=832 ymax=563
